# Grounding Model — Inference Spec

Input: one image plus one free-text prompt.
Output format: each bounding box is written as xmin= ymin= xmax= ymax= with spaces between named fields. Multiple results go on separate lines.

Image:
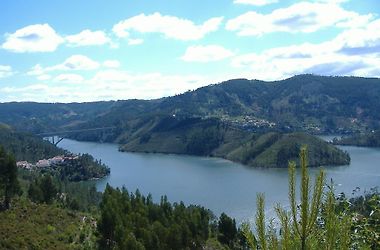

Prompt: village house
xmin=36 ymin=159 xmax=50 ymax=168
xmin=16 ymin=161 xmax=33 ymax=169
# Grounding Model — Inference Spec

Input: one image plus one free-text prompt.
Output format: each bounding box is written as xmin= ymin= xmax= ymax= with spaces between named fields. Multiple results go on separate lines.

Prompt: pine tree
xmin=0 ymin=146 xmax=20 ymax=209
xmin=289 ymin=146 xmax=325 ymax=249
xmin=242 ymin=146 xmax=326 ymax=249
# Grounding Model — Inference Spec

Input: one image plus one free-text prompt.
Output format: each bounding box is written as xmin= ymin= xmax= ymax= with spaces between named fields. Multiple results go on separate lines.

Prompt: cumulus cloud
xmin=128 ymin=38 xmax=144 ymax=45
xmin=231 ymin=19 xmax=380 ymax=80
xmin=181 ymin=45 xmax=234 ymax=62
xmin=54 ymin=73 xmax=85 ymax=83
xmin=28 ymin=55 xmax=100 ymax=77
xmin=113 ymin=12 xmax=223 ymax=40
xmin=233 ymin=0 xmax=278 ymax=6
xmin=65 ymin=29 xmax=111 ymax=47
xmin=226 ymin=2 xmax=372 ymax=36
xmin=54 ymin=55 xmax=100 ymax=71
xmin=27 ymin=64 xmax=45 ymax=76
xmin=0 ymin=69 xmax=243 ymax=102
xmin=0 ymin=84 xmax=80 ymax=102
xmin=1 ymin=24 xmax=64 ymax=52
xmin=103 ymin=60 xmax=121 ymax=68
xmin=0 ymin=65 xmax=13 ymax=78
xmin=37 ymin=74 xmax=51 ymax=81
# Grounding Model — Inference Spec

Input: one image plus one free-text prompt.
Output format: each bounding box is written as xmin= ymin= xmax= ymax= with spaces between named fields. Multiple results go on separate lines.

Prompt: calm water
xmin=59 ymin=138 xmax=379 ymax=223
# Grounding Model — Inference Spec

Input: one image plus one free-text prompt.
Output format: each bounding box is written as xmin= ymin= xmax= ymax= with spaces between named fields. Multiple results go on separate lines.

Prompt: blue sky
xmin=0 ymin=0 xmax=379 ymax=102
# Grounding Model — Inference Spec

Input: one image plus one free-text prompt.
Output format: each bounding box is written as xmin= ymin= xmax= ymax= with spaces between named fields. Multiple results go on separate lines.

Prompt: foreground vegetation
xmin=241 ymin=147 xmax=379 ymax=250
xmin=1 ymin=143 xmax=378 ymax=249
xmin=0 ymin=198 xmax=96 ymax=249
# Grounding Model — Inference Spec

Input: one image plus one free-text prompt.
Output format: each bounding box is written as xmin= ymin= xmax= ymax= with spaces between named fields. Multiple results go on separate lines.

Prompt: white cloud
xmin=226 ymin=2 xmax=372 ymax=36
xmin=27 ymin=64 xmax=45 ymax=76
xmin=0 ymin=69 xmax=244 ymax=102
xmin=103 ymin=60 xmax=121 ymax=68
xmin=54 ymin=73 xmax=84 ymax=83
xmin=128 ymin=38 xmax=144 ymax=45
xmin=28 ymin=55 xmax=100 ymax=77
xmin=113 ymin=12 xmax=223 ymax=40
xmin=53 ymin=55 xmax=100 ymax=71
xmin=0 ymin=84 xmax=80 ymax=102
xmin=181 ymin=45 xmax=234 ymax=62
xmin=1 ymin=84 xmax=50 ymax=93
xmin=89 ymin=70 xmax=216 ymax=100
xmin=314 ymin=0 xmax=350 ymax=3
xmin=231 ymin=19 xmax=380 ymax=80
xmin=65 ymin=29 xmax=111 ymax=47
xmin=1 ymin=24 xmax=64 ymax=52
xmin=37 ymin=74 xmax=51 ymax=81
xmin=0 ymin=65 xmax=13 ymax=78
xmin=233 ymin=0 xmax=278 ymax=6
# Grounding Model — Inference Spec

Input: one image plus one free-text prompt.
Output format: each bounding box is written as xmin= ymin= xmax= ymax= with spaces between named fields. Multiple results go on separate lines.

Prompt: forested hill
xmin=0 ymin=124 xmax=110 ymax=180
xmin=1 ymin=75 xmax=380 ymax=135
xmin=118 ymin=116 xmax=350 ymax=168
xmin=0 ymin=124 xmax=64 ymax=162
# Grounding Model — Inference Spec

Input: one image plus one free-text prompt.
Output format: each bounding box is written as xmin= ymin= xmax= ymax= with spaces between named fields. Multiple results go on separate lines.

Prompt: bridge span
xmin=38 ymin=126 xmax=117 ymax=145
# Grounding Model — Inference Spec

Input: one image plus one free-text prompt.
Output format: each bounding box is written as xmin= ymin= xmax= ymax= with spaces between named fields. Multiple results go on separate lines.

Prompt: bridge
xmin=37 ymin=126 xmax=117 ymax=145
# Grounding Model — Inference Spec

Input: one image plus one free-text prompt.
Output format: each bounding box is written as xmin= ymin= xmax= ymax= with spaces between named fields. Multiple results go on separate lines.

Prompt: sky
xmin=0 ymin=0 xmax=379 ymax=103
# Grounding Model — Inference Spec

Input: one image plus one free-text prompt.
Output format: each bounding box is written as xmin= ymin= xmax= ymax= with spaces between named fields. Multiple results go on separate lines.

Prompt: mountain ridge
xmin=1 ymin=74 xmax=380 ymax=136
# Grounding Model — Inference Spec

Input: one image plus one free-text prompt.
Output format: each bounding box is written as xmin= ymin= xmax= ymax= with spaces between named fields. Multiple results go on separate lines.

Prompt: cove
xmin=58 ymin=138 xmax=380 ymax=223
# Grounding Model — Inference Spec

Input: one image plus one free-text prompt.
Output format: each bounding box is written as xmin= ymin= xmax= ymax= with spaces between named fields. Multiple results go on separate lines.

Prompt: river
xmin=58 ymin=138 xmax=380 ymax=223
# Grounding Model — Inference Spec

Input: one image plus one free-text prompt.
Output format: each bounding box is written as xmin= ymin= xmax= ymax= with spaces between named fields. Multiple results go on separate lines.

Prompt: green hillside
xmin=119 ymin=116 xmax=350 ymax=168
xmin=0 ymin=124 xmax=64 ymax=162
xmin=226 ymin=132 xmax=350 ymax=168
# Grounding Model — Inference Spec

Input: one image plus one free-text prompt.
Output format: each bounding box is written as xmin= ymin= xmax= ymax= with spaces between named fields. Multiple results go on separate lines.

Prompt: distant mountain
xmin=1 ymin=75 xmax=380 ymax=137
xmin=119 ymin=116 xmax=350 ymax=168
xmin=0 ymin=101 xmax=120 ymax=134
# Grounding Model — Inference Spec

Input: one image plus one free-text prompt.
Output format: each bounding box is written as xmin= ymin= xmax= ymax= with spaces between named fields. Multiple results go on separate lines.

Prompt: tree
xmin=40 ymin=174 xmax=58 ymax=203
xmin=28 ymin=174 xmax=58 ymax=204
xmin=0 ymin=146 xmax=20 ymax=209
xmin=242 ymin=146 xmax=326 ymax=249
xmin=218 ymin=212 xmax=238 ymax=246
xmin=288 ymin=146 xmax=325 ymax=249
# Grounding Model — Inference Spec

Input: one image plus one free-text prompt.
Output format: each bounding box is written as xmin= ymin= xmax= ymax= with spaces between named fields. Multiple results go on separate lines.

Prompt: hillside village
xmin=16 ymin=155 xmax=80 ymax=170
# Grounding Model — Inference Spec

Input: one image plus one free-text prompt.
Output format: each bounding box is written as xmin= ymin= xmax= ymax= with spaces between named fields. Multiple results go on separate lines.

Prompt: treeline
xmin=97 ymin=185 xmax=245 ymax=249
